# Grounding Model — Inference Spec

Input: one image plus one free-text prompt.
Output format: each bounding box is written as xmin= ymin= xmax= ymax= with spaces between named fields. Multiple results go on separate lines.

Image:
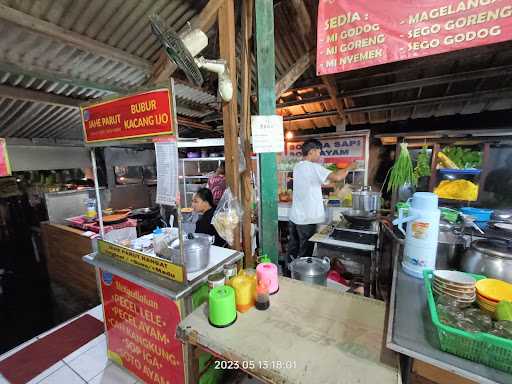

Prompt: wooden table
xmin=177 ymin=277 xmax=400 ymax=384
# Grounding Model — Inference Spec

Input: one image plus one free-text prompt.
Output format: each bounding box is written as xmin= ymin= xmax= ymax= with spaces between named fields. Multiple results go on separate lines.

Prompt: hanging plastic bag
xmin=212 ymin=187 xmax=243 ymax=246
xmin=239 ymin=144 xmax=247 ymax=173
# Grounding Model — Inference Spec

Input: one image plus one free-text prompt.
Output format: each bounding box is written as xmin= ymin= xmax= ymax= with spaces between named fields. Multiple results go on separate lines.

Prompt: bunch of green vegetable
xmin=324 ymin=163 xmax=337 ymax=172
xmin=442 ymin=146 xmax=482 ymax=169
xmin=387 ymin=143 xmax=415 ymax=192
xmin=413 ymin=145 xmax=432 ymax=182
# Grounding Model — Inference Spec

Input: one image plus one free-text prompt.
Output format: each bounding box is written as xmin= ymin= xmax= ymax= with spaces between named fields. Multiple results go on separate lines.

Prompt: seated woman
xmin=191 ymin=188 xmax=226 ymax=247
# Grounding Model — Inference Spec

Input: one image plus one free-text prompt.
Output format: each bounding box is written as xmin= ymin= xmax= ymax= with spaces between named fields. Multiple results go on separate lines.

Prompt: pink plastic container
xmin=256 ymin=262 xmax=279 ymax=295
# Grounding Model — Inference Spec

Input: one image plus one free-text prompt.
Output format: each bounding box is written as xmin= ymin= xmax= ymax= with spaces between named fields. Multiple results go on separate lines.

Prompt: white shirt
xmin=289 ymin=161 xmax=331 ymax=225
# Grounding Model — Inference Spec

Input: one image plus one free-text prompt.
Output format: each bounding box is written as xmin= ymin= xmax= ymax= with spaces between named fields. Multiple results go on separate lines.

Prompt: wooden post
xmin=478 ymin=143 xmax=491 ymax=203
xmin=240 ymin=0 xmax=255 ymax=266
xmin=218 ymin=0 xmax=241 ymax=250
xmin=255 ymin=0 xmax=279 ymax=263
xmin=429 ymin=143 xmax=441 ymax=193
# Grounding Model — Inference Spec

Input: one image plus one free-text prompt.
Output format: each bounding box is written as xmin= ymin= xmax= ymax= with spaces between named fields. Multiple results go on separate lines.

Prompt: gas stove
xmin=330 ymin=220 xmax=379 ymax=246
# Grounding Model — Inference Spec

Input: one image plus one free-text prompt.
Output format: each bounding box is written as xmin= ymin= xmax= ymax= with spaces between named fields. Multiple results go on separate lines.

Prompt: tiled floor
xmin=0 ymin=305 xmax=261 ymax=384
xmin=0 ymin=306 xmax=142 ymax=384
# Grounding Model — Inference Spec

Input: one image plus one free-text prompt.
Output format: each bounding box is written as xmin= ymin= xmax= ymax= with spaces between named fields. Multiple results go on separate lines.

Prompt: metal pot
xmin=436 ymin=229 xmax=466 ymax=269
xmin=342 ymin=209 xmax=377 ymax=226
xmin=460 ymin=239 xmax=512 ymax=283
xmin=352 ymin=186 xmax=381 ymax=212
xmin=170 ymin=233 xmax=213 ymax=272
xmin=492 ymin=209 xmax=512 ymax=222
xmin=289 ymin=257 xmax=330 ymax=286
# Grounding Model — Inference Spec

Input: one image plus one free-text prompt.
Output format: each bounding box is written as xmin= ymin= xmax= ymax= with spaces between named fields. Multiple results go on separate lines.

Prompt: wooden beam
xmin=255 ymin=0 xmax=279 ymax=263
xmin=289 ymin=0 xmax=312 ymax=40
xmin=277 ymin=95 xmax=331 ymax=109
xmin=275 ymin=50 xmax=315 ymax=98
xmin=0 ymin=84 xmax=82 ymax=108
xmin=177 ymin=117 xmax=213 ymax=131
xmin=240 ymin=0 xmax=255 ymax=266
xmin=284 ymin=110 xmax=338 ymax=121
xmin=321 ymin=75 xmax=347 ymax=123
xmin=218 ymin=0 xmax=240 ymax=250
xmin=0 ymin=4 xmax=150 ymax=73
xmin=152 ymin=0 xmax=226 ymax=84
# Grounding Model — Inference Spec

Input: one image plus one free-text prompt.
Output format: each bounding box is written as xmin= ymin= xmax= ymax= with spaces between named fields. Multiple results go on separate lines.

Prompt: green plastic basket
xmin=423 ymin=269 xmax=512 ymax=373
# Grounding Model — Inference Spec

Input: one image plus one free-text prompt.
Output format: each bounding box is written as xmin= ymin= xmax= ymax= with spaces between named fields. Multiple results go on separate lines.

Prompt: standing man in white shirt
xmin=287 ymin=139 xmax=352 ymax=271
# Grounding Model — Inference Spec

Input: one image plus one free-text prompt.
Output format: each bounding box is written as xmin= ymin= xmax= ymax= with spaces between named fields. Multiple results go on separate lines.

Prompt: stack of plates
xmin=476 ymin=279 xmax=512 ymax=316
xmin=432 ymin=270 xmax=476 ymax=307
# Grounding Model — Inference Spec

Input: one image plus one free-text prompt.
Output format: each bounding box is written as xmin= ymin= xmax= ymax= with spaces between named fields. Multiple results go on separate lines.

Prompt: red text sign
xmin=0 ymin=139 xmax=11 ymax=177
xmin=81 ymin=89 xmax=174 ymax=143
xmin=286 ymin=136 xmax=365 ymax=163
xmin=100 ymin=270 xmax=184 ymax=384
xmin=317 ymin=0 xmax=512 ymax=75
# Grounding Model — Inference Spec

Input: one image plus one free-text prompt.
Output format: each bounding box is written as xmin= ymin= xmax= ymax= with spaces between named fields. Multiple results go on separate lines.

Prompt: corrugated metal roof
xmin=0 ymin=0 xmax=221 ymax=139
xmin=1 ymin=0 xmax=511 ymax=139
xmin=278 ymin=40 xmax=512 ymax=130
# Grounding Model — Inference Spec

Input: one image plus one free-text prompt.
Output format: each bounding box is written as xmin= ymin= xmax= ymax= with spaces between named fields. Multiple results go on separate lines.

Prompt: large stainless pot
xmin=170 ymin=233 xmax=213 ymax=272
xmin=352 ymin=186 xmax=381 ymax=212
xmin=289 ymin=257 xmax=330 ymax=286
xmin=460 ymin=239 xmax=512 ymax=283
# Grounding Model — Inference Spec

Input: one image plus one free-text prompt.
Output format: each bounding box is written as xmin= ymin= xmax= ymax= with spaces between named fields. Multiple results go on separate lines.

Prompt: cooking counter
xmin=386 ymin=238 xmax=512 ymax=384
xmin=41 ymin=222 xmax=98 ymax=303
xmin=83 ymin=246 xmax=243 ymax=301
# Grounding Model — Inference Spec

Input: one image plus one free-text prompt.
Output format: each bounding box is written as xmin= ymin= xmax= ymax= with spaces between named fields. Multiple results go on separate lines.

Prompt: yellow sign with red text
xmin=98 ymin=240 xmax=185 ymax=283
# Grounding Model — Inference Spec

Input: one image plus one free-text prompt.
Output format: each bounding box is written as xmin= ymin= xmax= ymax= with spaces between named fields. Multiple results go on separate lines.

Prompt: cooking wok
xmin=342 ymin=209 xmax=378 ymax=225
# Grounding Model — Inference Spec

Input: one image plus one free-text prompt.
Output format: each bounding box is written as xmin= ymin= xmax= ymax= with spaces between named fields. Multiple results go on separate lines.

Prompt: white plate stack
xmin=432 ymin=270 xmax=477 ymax=307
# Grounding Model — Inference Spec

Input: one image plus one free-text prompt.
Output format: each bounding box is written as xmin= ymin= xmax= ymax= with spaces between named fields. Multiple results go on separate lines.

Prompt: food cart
xmin=79 ymin=82 xmax=245 ymax=384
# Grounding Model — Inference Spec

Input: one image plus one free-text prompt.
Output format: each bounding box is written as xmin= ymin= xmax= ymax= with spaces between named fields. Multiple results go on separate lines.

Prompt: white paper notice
xmin=251 ymin=115 xmax=284 ymax=153
xmin=155 ymin=140 xmax=178 ymax=206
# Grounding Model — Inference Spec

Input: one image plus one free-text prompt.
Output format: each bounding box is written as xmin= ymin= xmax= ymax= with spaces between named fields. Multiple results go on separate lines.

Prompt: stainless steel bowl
xmin=493 ymin=209 xmax=512 ymax=222
xmin=460 ymin=239 xmax=512 ymax=283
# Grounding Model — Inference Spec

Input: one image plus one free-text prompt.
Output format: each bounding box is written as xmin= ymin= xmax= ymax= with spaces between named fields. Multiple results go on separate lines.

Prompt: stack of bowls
xmin=432 ymin=270 xmax=477 ymax=307
xmin=476 ymin=278 xmax=512 ymax=317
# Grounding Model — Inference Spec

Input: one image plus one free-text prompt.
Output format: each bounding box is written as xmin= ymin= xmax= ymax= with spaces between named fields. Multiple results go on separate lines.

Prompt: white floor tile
xmin=66 ymin=339 xmax=108 ymax=381
xmin=26 ymin=361 xmax=65 ymax=384
xmin=38 ymin=365 xmax=85 ymax=384
xmin=0 ymin=373 xmax=10 ymax=384
xmin=88 ymin=363 xmax=138 ymax=384
xmin=0 ymin=338 xmax=38 ymax=361
xmin=87 ymin=306 xmax=104 ymax=322
xmin=63 ymin=334 xmax=106 ymax=364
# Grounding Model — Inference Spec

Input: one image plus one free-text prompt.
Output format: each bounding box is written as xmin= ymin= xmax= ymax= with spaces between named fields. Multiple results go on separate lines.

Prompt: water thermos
xmin=393 ymin=192 xmax=441 ymax=279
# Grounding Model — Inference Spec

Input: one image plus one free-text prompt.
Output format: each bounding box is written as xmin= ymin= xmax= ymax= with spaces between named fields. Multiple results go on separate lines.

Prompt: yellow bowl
xmin=476 ymin=293 xmax=499 ymax=307
xmin=477 ymin=299 xmax=497 ymax=312
xmin=478 ymin=305 xmax=496 ymax=319
xmin=476 ymin=279 xmax=512 ymax=302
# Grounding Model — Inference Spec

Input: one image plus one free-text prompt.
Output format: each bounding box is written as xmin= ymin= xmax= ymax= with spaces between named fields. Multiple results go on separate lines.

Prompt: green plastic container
xmin=423 ymin=269 xmax=512 ymax=373
xmin=209 ymin=285 xmax=236 ymax=328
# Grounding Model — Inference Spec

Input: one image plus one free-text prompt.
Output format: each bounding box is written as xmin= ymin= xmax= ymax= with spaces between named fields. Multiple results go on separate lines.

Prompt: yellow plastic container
xmin=476 ymin=279 xmax=512 ymax=302
xmin=229 ymin=270 xmax=256 ymax=313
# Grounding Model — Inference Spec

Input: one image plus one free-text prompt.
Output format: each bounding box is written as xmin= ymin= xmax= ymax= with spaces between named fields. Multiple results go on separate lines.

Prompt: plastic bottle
xmin=255 ymin=279 xmax=270 ymax=310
